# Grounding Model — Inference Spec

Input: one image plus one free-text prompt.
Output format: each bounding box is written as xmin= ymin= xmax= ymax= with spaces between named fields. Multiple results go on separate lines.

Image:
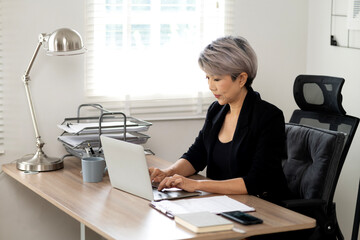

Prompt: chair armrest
xmin=282 ymin=199 xmax=326 ymax=209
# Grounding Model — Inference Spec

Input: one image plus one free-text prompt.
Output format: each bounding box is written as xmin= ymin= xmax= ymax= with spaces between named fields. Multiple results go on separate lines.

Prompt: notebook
xmin=174 ymin=211 xmax=234 ymax=233
xmin=100 ymin=136 xmax=201 ymax=201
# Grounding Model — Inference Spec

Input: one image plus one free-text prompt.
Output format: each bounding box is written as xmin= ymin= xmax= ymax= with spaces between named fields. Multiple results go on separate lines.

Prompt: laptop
xmin=100 ymin=135 xmax=201 ymax=201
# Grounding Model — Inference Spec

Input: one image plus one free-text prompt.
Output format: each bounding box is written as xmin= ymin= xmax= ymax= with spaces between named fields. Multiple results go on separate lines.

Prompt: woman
xmin=149 ymin=36 xmax=289 ymax=202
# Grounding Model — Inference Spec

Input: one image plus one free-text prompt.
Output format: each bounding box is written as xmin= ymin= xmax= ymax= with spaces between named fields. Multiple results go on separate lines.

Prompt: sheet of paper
xmin=58 ymin=125 xmax=148 ymax=134
xmin=152 ymin=196 xmax=255 ymax=216
xmin=57 ymin=121 xmax=138 ymax=134
xmin=58 ymin=133 xmax=137 ymax=147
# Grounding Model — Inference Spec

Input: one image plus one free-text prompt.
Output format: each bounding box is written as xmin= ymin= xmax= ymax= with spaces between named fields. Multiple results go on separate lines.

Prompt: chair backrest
xmin=351 ymin=178 xmax=360 ymax=240
xmin=289 ymin=75 xmax=359 ymax=205
xmin=283 ymin=123 xmax=345 ymax=204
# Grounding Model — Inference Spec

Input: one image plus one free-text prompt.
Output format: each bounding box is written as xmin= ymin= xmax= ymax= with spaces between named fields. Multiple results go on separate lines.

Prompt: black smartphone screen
xmin=220 ymin=211 xmax=263 ymax=225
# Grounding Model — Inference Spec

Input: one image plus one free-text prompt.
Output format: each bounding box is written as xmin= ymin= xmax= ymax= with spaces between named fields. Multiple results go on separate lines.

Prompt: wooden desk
xmin=2 ymin=156 xmax=315 ymax=239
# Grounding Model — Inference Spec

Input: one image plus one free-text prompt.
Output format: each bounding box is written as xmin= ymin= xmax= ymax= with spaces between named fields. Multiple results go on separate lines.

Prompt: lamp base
xmin=16 ymin=149 xmax=63 ymax=172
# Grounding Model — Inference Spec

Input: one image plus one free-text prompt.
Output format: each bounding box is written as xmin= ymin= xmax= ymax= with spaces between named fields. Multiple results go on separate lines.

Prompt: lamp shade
xmin=46 ymin=28 xmax=86 ymax=56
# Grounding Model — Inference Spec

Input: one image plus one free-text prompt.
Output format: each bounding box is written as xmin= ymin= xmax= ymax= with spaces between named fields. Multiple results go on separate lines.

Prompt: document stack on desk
xmin=150 ymin=195 xmax=255 ymax=217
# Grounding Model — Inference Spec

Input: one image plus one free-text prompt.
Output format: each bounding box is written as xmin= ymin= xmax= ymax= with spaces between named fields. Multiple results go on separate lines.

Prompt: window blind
xmin=85 ymin=0 xmax=234 ymax=120
xmin=0 ymin=5 xmax=4 ymax=154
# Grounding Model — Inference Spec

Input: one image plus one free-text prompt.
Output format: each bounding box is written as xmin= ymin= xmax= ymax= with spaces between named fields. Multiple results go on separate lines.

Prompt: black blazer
xmin=181 ymin=87 xmax=289 ymax=201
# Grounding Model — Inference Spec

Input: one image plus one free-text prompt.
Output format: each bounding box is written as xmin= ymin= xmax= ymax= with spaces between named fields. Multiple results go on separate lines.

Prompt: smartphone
xmin=220 ymin=211 xmax=263 ymax=225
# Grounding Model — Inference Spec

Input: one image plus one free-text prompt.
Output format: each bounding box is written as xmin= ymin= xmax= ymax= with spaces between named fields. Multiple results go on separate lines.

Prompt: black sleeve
xmin=242 ymin=106 xmax=286 ymax=197
xmin=180 ymin=129 xmax=207 ymax=172
xmin=180 ymin=102 xmax=218 ymax=172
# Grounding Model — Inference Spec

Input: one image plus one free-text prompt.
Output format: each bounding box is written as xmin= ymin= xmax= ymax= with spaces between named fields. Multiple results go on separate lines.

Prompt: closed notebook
xmin=174 ymin=211 xmax=234 ymax=233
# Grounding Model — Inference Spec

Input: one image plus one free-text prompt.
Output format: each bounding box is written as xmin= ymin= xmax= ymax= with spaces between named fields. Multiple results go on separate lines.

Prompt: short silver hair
xmin=198 ymin=36 xmax=258 ymax=87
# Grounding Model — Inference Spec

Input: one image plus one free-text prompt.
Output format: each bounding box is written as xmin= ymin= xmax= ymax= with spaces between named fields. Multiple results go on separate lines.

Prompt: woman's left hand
xmin=158 ymin=174 xmax=199 ymax=192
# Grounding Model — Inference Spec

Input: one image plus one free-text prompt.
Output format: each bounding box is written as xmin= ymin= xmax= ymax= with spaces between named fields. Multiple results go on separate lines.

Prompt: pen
xmin=84 ymin=147 xmax=91 ymax=157
xmin=88 ymin=143 xmax=95 ymax=155
xmin=232 ymin=227 xmax=246 ymax=234
xmin=149 ymin=202 xmax=174 ymax=219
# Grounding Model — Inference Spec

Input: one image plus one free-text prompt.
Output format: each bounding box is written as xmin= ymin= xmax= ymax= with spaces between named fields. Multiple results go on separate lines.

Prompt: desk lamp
xmin=16 ymin=28 xmax=86 ymax=172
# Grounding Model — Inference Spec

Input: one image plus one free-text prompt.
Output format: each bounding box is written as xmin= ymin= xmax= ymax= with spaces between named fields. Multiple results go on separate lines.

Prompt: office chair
xmin=351 ymin=178 xmax=360 ymax=240
xmin=282 ymin=123 xmax=345 ymax=240
xmin=282 ymin=75 xmax=359 ymax=240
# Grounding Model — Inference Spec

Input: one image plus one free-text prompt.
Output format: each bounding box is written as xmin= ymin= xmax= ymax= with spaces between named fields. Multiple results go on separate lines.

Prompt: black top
xmin=211 ymin=138 xmax=232 ymax=180
xmin=181 ymin=87 xmax=290 ymax=202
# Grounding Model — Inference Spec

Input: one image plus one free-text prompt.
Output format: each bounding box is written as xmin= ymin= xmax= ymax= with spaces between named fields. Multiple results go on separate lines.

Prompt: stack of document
xmin=58 ymin=132 xmax=149 ymax=148
xmin=57 ymin=121 xmax=141 ymax=134
xmin=150 ymin=196 xmax=255 ymax=216
xmin=57 ymin=114 xmax=152 ymax=158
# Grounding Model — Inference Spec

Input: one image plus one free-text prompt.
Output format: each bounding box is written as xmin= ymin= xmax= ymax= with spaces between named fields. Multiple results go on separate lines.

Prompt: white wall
xmin=232 ymin=0 xmax=308 ymax=121
xmin=0 ymin=0 xmax=87 ymax=239
xmin=307 ymin=1 xmax=360 ymax=239
xmin=5 ymin=1 xmax=358 ymax=240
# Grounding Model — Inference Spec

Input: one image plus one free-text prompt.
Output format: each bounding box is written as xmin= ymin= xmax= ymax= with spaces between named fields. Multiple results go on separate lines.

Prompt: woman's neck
xmin=228 ymin=87 xmax=248 ymax=117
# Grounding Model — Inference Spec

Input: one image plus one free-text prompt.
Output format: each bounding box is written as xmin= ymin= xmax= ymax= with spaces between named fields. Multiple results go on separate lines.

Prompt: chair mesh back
xmin=293 ymin=75 xmax=346 ymax=115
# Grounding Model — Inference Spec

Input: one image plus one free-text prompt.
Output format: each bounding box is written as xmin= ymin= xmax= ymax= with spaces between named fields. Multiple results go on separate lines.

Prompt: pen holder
xmin=81 ymin=157 xmax=106 ymax=183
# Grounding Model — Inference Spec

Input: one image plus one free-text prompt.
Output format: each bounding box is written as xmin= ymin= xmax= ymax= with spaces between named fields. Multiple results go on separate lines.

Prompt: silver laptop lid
xmin=100 ymin=136 xmax=154 ymax=201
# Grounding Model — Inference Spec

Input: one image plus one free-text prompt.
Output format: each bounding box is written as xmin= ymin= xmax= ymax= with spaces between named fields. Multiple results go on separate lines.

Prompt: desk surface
xmin=2 ymin=155 xmax=315 ymax=240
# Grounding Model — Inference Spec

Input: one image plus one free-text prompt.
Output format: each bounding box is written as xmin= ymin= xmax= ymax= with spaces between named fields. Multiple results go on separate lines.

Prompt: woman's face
xmin=206 ymin=74 xmax=246 ymax=106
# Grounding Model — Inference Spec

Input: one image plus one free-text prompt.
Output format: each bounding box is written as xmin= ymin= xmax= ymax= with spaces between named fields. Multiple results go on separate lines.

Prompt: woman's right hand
xmin=149 ymin=167 xmax=169 ymax=183
xmin=149 ymin=158 xmax=195 ymax=185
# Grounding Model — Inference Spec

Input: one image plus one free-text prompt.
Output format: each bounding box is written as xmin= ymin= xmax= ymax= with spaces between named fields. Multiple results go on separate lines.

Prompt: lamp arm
xmin=24 ymin=35 xmax=46 ymax=77
xmin=22 ymin=38 xmax=45 ymax=147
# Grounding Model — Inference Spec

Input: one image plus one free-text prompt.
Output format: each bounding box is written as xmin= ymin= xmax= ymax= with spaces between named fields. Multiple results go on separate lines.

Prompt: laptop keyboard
xmin=151 ymin=182 xmax=160 ymax=189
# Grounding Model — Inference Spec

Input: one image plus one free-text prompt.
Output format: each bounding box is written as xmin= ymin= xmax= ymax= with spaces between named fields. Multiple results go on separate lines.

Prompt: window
xmin=85 ymin=0 xmax=233 ymax=119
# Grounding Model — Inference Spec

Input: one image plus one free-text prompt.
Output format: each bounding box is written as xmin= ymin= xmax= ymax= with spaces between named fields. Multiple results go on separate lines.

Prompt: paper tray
xmin=58 ymin=132 xmax=150 ymax=149
xmin=58 ymin=116 xmax=151 ymax=135
xmin=62 ymin=144 xmax=154 ymax=159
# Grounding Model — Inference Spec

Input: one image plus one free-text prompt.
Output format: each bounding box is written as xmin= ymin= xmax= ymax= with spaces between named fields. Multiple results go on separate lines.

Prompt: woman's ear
xmin=237 ymin=72 xmax=248 ymax=87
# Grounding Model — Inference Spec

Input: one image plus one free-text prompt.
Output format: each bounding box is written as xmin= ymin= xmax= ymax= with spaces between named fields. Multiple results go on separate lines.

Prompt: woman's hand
xmin=149 ymin=167 xmax=169 ymax=183
xmin=158 ymin=174 xmax=199 ymax=192
xmin=149 ymin=158 xmax=196 ymax=185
